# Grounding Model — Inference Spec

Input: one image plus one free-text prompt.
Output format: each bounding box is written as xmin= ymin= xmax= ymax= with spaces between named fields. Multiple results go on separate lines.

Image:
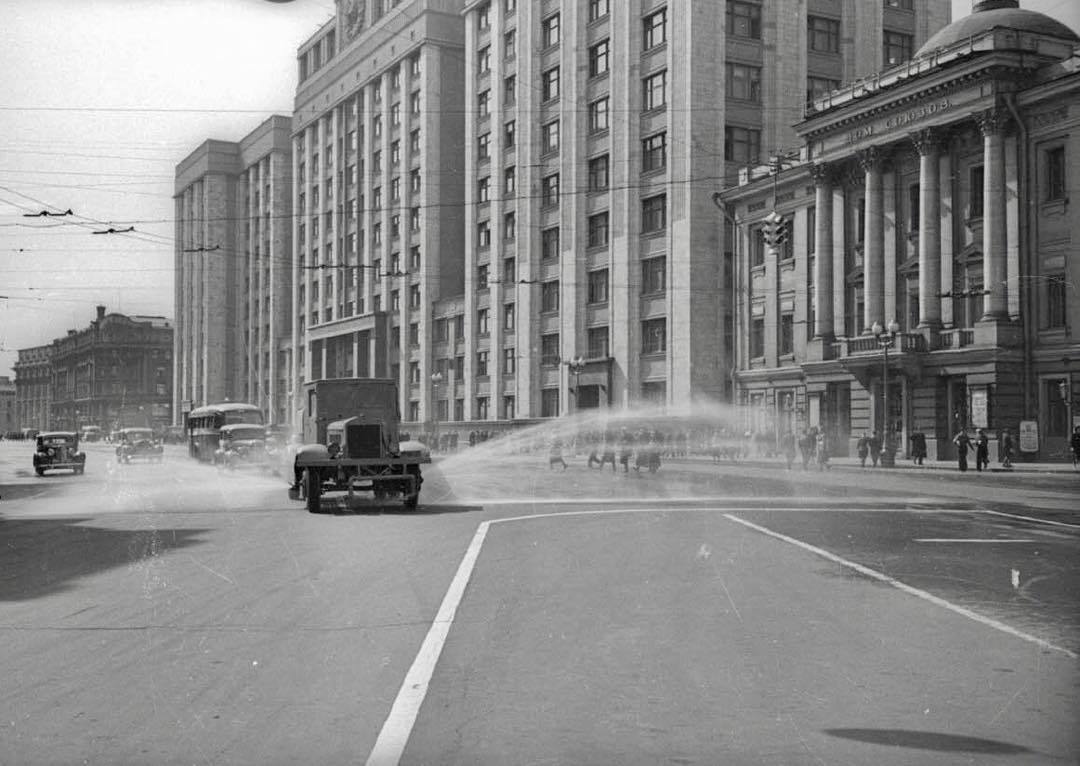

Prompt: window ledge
xmin=1040 ymin=199 xmax=1068 ymax=216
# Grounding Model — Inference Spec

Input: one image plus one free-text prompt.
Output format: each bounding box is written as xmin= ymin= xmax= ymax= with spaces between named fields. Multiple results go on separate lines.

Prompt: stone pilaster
xmin=859 ymin=148 xmax=885 ymax=333
xmin=912 ymin=127 xmax=942 ymax=330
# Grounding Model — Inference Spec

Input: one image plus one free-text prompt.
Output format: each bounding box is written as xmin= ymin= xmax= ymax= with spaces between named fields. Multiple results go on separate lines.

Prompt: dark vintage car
xmin=115 ymin=427 xmax=164 ymax=464
xmin=214 ymin=424 xmax=268 ymax=470
xmin=33 ymin=432 xmax=86 ymax=476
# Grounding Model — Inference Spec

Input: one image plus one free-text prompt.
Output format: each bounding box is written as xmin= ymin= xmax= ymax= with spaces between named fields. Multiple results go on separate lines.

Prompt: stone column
xmin=812 ymin=164 xmax=834 ymax=340
xmin=913 ymin=128 xmax=942 ymax=328
xmin=978 ymin=107 xmax=1009 ymax=319
xmin=860 ymin=149 xmax=885 ymax=333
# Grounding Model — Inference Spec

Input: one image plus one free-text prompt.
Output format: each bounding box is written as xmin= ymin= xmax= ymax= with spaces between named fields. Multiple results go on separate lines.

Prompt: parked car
xmin=214 ymin=424 xmax=269 ymax=470
xmin=33 ymin=432 xmax=86 ymax=476
xmin=115 ymin=427 xmax=164 ymax=464
xmin=80 ymin=425 xmax=103 ymax=443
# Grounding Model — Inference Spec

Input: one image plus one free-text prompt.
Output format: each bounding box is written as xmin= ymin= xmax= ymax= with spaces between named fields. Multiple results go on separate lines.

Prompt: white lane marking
xmin=723 ymin=513 xmax=1077 ymax=660
xmin=980 ymin=509 xmax=1080 ymax=530
xmin=366 ymin=504 xmax=1079 ymax=763
xmin=469 ymin=495 xmax=958 ymax=507
xmin=914 ymin=538 xmax=1036 ymax=543
xmin=365 ymin=522 xmax=490 ymax=766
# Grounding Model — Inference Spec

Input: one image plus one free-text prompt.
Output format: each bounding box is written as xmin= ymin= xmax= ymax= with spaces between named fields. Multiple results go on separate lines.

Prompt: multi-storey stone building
xmin=13 ymin=344 xmax=52 ymax=432
xmin=0 ymin=376 xmax=16 ymax=436
xmin=173 ymin=115 xmax=293 ymax=425
xmin=721 ymin=0 xmax=1080 ymax=462
xmin=290 ymin=1 xmax=466 ymax=424
xmin=15 ymin=306 xmax=173 ymax=433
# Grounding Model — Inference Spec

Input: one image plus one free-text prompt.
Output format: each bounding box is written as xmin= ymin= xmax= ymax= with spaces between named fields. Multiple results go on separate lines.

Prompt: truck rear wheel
xmin=304 ymin=469 xmax=322 ymax=514
xmin=403 ymin=465 xmax=421 ymax=510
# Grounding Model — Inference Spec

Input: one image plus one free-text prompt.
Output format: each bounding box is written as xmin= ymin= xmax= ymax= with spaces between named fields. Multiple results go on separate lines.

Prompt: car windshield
xmin=228 ymin=427 xmax=265 ymax=441
xmin=124 ymin=430 xmax=154 ymax=442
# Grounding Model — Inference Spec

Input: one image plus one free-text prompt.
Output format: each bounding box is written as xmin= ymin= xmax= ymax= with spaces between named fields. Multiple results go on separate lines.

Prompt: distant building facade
xmin=721 ymin=1 xmax=1080 ymax=461
xmin=13 ymin=345 xmax=52 ymax=432
xmin=0 ymin=376 xmax=16 ymax=436
xmin=14 ymin=306 xmax=173 ymax=433
xmin=173 ymin=115 xmax=293 ymax=425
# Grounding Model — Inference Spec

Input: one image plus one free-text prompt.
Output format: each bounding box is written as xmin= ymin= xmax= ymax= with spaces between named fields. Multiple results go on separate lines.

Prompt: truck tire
xmin=304 ymin=468 xmax=322 ymax=514
xmin=35 ymin=467 xmax=44 ymax=477
xmin=403 ymin=465 xmax=421 ymax=510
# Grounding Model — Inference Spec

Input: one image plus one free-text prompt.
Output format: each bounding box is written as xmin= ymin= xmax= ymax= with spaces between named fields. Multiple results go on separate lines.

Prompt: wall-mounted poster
xmin=970 ymin=388 xmax=988 ymax=429
xmin=1019 ymin=420 xmax=1039 ymax=453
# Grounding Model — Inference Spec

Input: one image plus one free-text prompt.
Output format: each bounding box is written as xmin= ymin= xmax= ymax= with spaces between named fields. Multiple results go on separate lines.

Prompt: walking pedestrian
xmin=856 ymin=432 xmax=870 ymax=467
xmin=910 ymin=431 xmax=927 ymax=466
xmin=869 ymin=430 xmax=883 ymax=467
xmin=974 ymin=428 xmax=990 ymax=472
xmin=618 ymin=428 xmax=634 ymax=473
xmin=781 ymin=431 xmax=797 ymax=470
xmin=815 ymin=429 xmax=831 ymax=471
xmin=548 ymin=439 xmax=568 ymax=471
xmin=1000 ymin=428 xmax=1014 ymax=468
xmin=953 ymin=429 xmax=972 ymax=472
xmin=799 ymin=428 xmax=816 ymax=470
xmin=1071 ymin=425 xmax=1080 ymax=469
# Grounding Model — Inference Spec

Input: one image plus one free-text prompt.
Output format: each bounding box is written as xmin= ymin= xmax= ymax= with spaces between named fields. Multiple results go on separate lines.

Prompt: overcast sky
xmin=1 ymin=0 xmax=1078 ymax=380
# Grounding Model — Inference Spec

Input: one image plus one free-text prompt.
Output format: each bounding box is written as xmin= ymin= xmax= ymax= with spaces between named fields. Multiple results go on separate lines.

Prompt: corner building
xmin=174 ymin=116 xmax=293 ymax=424
xmin=722 ymin=1 xmax=1080 ymax=461
xmin=291 ymin=1 xmax=467 ymax=425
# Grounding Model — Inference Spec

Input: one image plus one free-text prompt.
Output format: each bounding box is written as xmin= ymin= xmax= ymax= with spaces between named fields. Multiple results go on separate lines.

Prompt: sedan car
xmin=115 ymin=427 xmax=164 ymax=464
xmin=33 ymin=432 xmax=86 ymax=476
xmin=214 ymin=424 xmax=269 ymax=470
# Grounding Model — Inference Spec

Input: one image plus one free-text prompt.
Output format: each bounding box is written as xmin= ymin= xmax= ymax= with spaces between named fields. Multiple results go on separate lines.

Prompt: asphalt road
xmin=1 ymin=440 xmax=1077 ymax=765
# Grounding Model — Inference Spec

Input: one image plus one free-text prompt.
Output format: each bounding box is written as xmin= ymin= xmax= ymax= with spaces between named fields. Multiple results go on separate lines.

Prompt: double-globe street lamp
xmin=872 ymin=319 xmax=901 ymax=466
xmin=564 ymin=356 xmax=586 ymax=414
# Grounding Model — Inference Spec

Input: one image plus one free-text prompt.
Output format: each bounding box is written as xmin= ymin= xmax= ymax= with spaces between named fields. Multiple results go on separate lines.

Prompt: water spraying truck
xmin=287 ymin=378 xmax=430 ymax=512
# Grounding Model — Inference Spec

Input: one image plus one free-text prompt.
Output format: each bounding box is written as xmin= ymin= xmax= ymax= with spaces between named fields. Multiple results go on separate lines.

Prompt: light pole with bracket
xmin=872 ymin=319 xmax=901 ymax=466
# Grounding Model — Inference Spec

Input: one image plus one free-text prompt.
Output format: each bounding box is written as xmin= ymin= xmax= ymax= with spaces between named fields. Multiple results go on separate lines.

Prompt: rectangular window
xmin=588 ymin=326 xmax=609 ymax=358
xmin=726 ymin=62 xmax=762 ymax=102
xmin=587 ymin=211 xmax=609 ymax=248
xmin=725 ymin=126 xmax=761 ymax=164
xmin=478 ymin=45 xmax=491 ymax=74
xmin=542 ymin=173 xmax=560 ymax=206
xmin=588 ymin=268 xmax=609 ymax=303
xmin=750 ymin=317 xmax=765 ymax=358
xmin=478 ymin=132 xmax=490 ymax=160
xmin=641 ymin=318 xmax=666 ymax=354
xmin=410 ymin=129 xmax=420 ymax=154
xmin=969 ymin=165 xmax=984 ymax=218
xmin=503 ymin=257 xmax=515 ymax=284
xmin=476 ymin=396 xmax=489 ymax=420
xmin=504 ymin=211 xmax=516 ymax=240
xmin=409 ymin=322 xmax=419 ymax=347
xmin=883 ymin=31 xmax=913 ymax=66
xmin=642 ymin=70 xmax=667 ymax=111
xmin=541 ymin=280 xmax=560 ymax=312
xmin=542 ymin=67 xmax=560 ymax=101
xmin=503 ymin=395 xmax=515 ymax=420
xmin=808 ymin=16 xmax=841 ymax=53
xmin=543 ymin=13 xmax=560 ymax=48
xmin=504 ymin=119 xmax=516 ymax=148
xmin=541 ymin=334 xmax=560 ymax=367
xmin=589 ymin=39 xmax=610 ymax=77
xmin=504 ymin=348 xmax=516 ymax=375
xmin=642 ymin=131 xmax=667 ymax=172
xmin=504 ymin=74 xmax=516 ymax=105
xmin=476 ymin=351 xmax=489 ymax=377
xmin=1046 ymin=273 xmax=1067 ymax=328
xmin=641 ymin=193 xmax=666 ymax=233
xmin=807 ymin=76 xmax=841 ymax=105
xmin=477 ymin=308 xmax=489 ymax=335
xmin=641 ymin=255 xmax=666 ymax=294
xmin=751 ymin=226 xmax=765 ymax=267
xmin=1046 ymin=146 xmax=1066 ymax=201
xmin=643 ymin=7 xmax=667 ymax=50
xmin=543 ymin=120 xmax=560 ymax=153
xmin=727 ymin=1 xmax=761 ymax=39
xmin=478 ymin=219 xmax=492 ymax=248
xmin=780 ymin=314 xmax=794 ymax=355
xmin=588 ymin=97 xmax=610 ymax=133
xmin=588 ymin=0 xmax=609 ymax=22
xmin=504 ymin=29 xmax=516 ymax=59
xmin=503 ymin=303 xmax=515 ymax=330
xmin=477 ymin=176 xmax=490 ymax=203
xmin=504 ymin=166 xmax=516 ymax=196
xmin=541 ymin=226 xmax=560 ymax=260
xmin=588 ymin=154 xmax=609 ymax=191
xmin=541 ymin=388 xmax=560 ymax=417
xmin=477 ymin=2 xmax=490 ymax=30
xmin=908 ymin=184 xmax=920 ymax=232
xmin=477 ymin=89 xmax=490 ymax=117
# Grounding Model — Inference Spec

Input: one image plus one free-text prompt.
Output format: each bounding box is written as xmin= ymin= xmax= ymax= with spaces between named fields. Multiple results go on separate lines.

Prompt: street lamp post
xmin=872 ymin=319 xmax=901 ymax=466
xmin=430 ymin=371 xmax=443 ymax=451
xmin=565 ymin=356 xmax=585 ymax=414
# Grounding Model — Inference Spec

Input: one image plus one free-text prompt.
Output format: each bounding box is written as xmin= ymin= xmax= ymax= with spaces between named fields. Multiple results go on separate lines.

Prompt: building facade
xmin=15 ymin=306 xmax=174 ymax=433
xmin=173 ymin=115 xmax=293 ymax=425
xmin=290 ymin=0 xmax=467 ymax=426
xmin=0 ymin=376 xmax=16 ymax=436
xmin=12 ymin=344 xmax=52 ymax=433
xmin=444 ymin=0 xmax=949 ymax=429
xmin=721 ymin=1 xmax=1080 ymax=461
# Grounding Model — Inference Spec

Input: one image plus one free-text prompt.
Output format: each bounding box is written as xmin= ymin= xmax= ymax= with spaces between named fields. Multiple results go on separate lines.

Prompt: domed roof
xmin=916 ymin=0 xmax=1079 ymax=58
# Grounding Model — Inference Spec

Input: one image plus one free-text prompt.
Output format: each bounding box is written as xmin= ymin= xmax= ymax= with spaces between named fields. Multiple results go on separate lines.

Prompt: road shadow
xmin=823 ymin=728 xmax=1031 ymax=754
xmin=0 ymin=515 xmax=209 ymax=602
xmin=316 ymin=500 xmax=483 ymax=516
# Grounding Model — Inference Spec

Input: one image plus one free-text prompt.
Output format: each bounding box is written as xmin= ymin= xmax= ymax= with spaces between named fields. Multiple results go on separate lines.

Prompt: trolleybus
xmin=186 ymin=402 xmax=264 ymax=462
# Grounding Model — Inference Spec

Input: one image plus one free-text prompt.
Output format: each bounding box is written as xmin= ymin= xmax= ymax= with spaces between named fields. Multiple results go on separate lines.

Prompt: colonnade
xmin=810 ymin=107 xmax=1013 ymax=340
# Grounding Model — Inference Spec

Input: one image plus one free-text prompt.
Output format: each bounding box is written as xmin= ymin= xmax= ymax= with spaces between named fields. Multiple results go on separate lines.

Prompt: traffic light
xmin=762 ymin=211 xmax=784 ymax=250
xmin=773 ymin=216 xmax=788 ymax=249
